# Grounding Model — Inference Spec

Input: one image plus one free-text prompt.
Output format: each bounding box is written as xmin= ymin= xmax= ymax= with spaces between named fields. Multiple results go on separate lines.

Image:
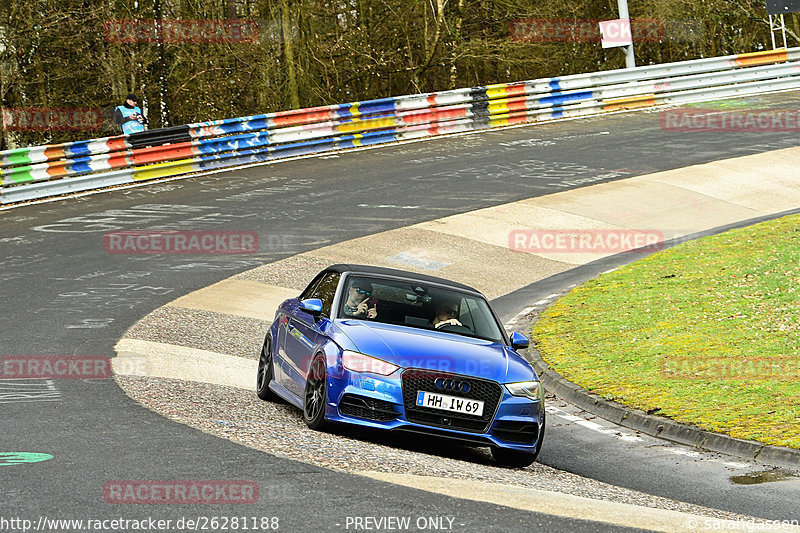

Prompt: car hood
xmin=333 ymin=320 xmax=536 ymax=384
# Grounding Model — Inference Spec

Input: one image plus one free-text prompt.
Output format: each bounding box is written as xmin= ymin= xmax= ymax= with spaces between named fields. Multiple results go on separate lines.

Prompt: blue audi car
xmin=256 ymin=264 xmax=545 ymax=467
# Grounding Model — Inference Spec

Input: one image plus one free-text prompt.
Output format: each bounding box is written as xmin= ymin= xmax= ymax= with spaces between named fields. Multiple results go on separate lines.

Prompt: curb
xmin=505 ymin=299 xmax=800 ymax=472
xmin=525 ymin=339 xmax=800 ymax=469
xmin=506 ymin=214 xmax=800 ymax=469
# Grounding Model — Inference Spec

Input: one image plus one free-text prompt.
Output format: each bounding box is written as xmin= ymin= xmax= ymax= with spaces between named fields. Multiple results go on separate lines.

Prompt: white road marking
xmin=722 ymin=461 xmax=752 ymax=469
xmin=504 ymin=308 xmax=535 ymax=329
xmin=548 ymin=404 xmax=753 ymax=470
xmin=661 ymin=447 xmax=750 ymax=469
xmin=0 ymin=379 xmax=61 ymax=404
xmin=357 ymin=204 xmax=420 ymax=209
xmin=547 ymin=405 xmax=644 ymax=443
xmin=664 ymin=447 xmax=701 ymax=458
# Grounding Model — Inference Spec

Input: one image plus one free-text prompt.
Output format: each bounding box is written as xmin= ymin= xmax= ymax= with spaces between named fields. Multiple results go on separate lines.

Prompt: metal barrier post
xmin=617 ymin=0 xmax=636 ymax=68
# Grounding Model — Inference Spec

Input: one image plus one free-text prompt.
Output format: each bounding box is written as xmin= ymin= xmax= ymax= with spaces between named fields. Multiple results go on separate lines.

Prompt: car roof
xmin=323 ymin=264 xmax=480 ymax=294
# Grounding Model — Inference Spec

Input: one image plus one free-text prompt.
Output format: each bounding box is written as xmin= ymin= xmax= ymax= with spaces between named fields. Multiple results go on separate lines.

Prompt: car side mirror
xmin=510 ymin=331 xmax=530 ymax=350
xmin=299 ymin=298 xmax=323 ymax=316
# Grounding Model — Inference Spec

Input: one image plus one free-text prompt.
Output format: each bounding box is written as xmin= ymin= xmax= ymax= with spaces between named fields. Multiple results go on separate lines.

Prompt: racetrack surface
xmin=3 ymin=92 xmax=800 ymax=531
xmin=111 ymin=145 xmax=800 ymax=523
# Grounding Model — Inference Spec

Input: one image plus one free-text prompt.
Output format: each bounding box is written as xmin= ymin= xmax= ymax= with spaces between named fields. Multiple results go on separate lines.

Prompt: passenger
xmin=343 ymin=281 xmax=378 ymax=319
xmin=433 ymin=300 xmax=462 ymax=329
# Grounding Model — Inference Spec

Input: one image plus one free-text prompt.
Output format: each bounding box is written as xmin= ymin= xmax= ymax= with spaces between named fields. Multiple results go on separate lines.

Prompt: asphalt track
xmin=3 ymin=92 xmax=800 ymax=531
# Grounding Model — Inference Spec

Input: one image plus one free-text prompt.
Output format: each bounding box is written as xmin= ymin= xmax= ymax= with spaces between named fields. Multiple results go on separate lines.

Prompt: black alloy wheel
xmin=256 ymin=337 xmax=280 ymax=402
xmin=303 ymin=355 xmax=329 ymax=430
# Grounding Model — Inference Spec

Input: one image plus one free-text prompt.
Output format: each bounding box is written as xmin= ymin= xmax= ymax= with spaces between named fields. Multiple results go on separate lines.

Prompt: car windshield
xmin=338 ymin=275 xmax=505 ymax=343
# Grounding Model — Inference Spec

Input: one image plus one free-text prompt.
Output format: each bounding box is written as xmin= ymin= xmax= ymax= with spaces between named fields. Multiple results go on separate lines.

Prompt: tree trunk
xmin=280 ymin=0 xmax=300 ymax=109
xmin=450 ymin=0 xmax=464 ymax=89
xmin=415 ymin=0 xmax=446 ymax=87
xmin=0 ymin=23 xmax=10 ymax=150
xmin=154 ymin=0 xmax=169 ymax=127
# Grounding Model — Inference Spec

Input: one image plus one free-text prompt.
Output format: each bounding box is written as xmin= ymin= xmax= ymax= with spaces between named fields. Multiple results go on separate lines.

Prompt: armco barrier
xmin=2 ymin=48 xmax=800 ymax=205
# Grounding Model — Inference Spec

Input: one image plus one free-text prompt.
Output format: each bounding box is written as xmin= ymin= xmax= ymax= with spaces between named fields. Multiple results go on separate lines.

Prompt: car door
xmin=274 ymin=275 xmax=325 ymax=391
xmin=283 ymin=272 xmax=340 ymax=397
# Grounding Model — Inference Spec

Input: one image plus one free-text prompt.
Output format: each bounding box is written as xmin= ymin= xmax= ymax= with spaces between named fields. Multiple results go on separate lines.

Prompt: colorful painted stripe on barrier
xmin=1 ymin=48 xmax=799 ymax=203
xmin=0 ymin=136 xmax=129 ymax=167
xmin=734 ymin=49 xmax=789 ymax=67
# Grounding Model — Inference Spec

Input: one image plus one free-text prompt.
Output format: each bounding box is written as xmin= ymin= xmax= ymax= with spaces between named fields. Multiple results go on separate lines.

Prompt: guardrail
xmin=2 ymin=48 xmax=799 ymax=205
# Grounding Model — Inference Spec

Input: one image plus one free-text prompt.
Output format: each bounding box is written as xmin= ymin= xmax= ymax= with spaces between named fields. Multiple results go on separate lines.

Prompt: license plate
xmin=415 ymin=391 xmax=484 ymax=416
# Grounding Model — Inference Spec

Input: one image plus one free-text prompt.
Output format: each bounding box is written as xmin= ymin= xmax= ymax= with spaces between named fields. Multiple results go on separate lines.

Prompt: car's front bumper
xmin=324 ymin=369 xmax=544 ymax=452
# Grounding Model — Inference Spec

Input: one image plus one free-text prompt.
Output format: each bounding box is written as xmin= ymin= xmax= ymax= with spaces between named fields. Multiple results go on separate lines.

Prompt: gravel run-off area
xmin=116 ymin=373 xmax=757 ymax=523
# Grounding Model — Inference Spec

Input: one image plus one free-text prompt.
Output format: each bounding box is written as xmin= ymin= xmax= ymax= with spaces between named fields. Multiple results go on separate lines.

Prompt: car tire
xmin=256 ymin=337 xmax=280 ymax=402
xmin=491 ymin=447 xmax=538 ymax=468
xmin=303 ymin=354 xmax=330 ymax=431
xmin=491 ymin=414 xmax=545 ymax=468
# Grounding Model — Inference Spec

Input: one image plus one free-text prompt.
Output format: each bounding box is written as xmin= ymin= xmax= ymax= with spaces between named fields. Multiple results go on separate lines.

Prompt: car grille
xmin=401 ymin=369 xmax=502 ymax=433
xmin=339 ymin=394 xmax=399 ymax=422
xmin=492 ymin=420 xmax=540 ymax=444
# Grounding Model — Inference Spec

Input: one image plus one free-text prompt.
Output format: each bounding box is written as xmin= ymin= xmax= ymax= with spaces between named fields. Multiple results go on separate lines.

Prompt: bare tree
xmin=0 ymin=0 xmax=785 ymax=147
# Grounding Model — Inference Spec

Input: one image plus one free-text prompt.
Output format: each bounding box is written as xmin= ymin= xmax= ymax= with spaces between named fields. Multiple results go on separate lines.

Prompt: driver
xmin=343 ymin=280 xmax=378 ymax=319
xmin=433 ymin=300 xmax=461 ymax=329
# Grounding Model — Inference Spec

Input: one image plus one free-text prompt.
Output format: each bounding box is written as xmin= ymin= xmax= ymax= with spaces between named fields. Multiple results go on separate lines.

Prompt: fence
xmin=1 ymin=48 xmax=799 ymax=205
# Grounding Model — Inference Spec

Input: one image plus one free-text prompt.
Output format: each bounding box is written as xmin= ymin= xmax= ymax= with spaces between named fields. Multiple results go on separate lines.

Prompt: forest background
xmin=1 ymin=0 xmax=797 ymax=149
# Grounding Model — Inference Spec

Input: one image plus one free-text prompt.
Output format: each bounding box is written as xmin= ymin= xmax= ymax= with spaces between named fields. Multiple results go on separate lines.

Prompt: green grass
xmin=532 ymin=214 xmax=800 ymax=448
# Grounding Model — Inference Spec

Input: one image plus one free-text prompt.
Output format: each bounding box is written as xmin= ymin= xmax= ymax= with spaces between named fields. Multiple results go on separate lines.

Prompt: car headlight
xmin=505 ymin=381 xmax=544 ymax=402
xmin=342 ymin=351 xmax=399 ymax=376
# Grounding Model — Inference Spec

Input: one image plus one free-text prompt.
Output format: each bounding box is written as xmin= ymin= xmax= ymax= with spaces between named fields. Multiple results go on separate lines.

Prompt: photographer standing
xmin=114 ymin=94 xmax=148 ymax=135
